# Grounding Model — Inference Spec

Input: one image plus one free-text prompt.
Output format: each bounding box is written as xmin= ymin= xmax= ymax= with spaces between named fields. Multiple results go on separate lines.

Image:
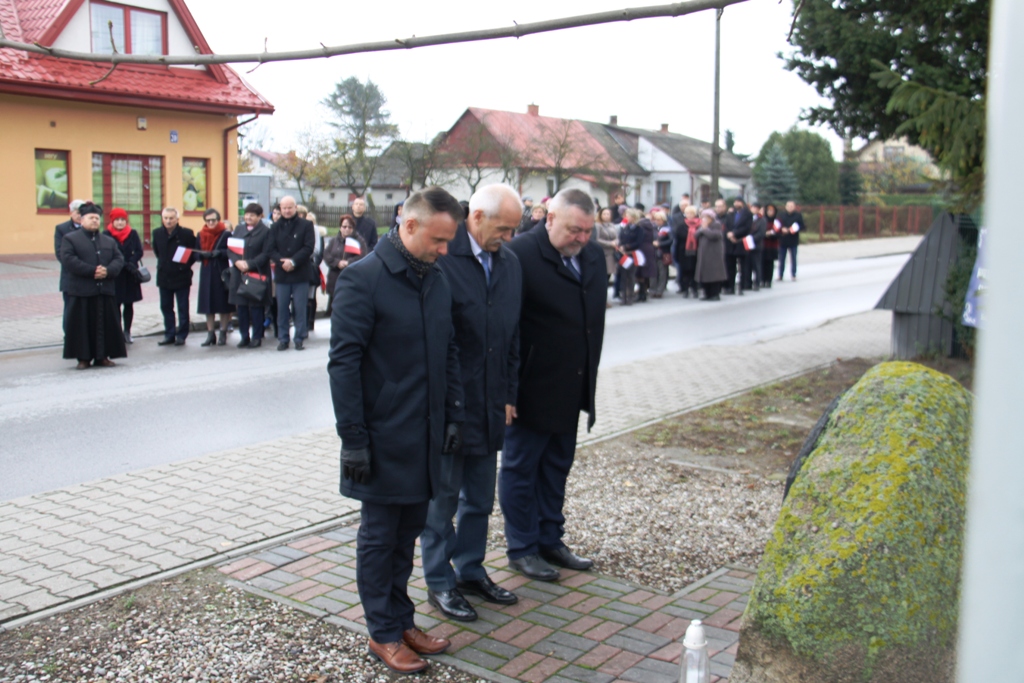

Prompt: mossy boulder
xmin=731 ymin=362 xmax=971 ymax=683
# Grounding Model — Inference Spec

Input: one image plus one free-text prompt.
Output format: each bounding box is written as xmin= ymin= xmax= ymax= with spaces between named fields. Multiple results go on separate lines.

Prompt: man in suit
xmin=422 ymin=184 xmax=523 ymax=622
xmin=151 ymin=207 xmax=196 ymax=346
xmin=352 ymin=197 xmax=379 ymax=250
xmin=500 ymin=188 xmax=607 ymax=582
xmin=778 ymin=200 xmax=804 ymax=281
xmin=54 ymin=199 xmax=87 ymax=332
xmin=329 ymin=187 xmax=465 ymax=674
xmin=269 ymin=196 xmax=315 ymax=350
xmin=724 ymin=198 xmax=752 ymax=295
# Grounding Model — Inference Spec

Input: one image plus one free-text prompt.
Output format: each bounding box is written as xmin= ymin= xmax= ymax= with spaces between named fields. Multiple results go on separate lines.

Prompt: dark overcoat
xmin=354 ymin=214 xmax=379 ymax=250
xmin=727 ymin=209 xmax=752 ymax=256
xmin=779 ymin=210 xmax=804 ymax=247
xmin=107 ymin=229 xmax=143 ymax=304
xmin=54 ymin=219 xmax=80 ymax=292
xmin=227 ymin=223 xmax=273 ymax=307
xmin=328 ymin=237 xmax=465 ymax=505
xmin=695 ymin=222 xmax=727 ymax=283
xmin=269 ymin=216 xmax=315 ymax=284
xmin=59 ymin=229 xmax=124 ymax=297
xmin=507 ymin=226 xmax=607 ymax=434
xmin=323 ymin=233 xmax=368 ymax=299
xmin=636 ymin=218 xmax=658 ymax=279
xmin=437 ymin=223 xmax=521 ymax=456
xmin=750 ymin=216 xmax=767 ymax=250
xmin=152 ymin=225 xmax=196 ymax=291
xmin=197 ymin=231 xmax=234 ymax=314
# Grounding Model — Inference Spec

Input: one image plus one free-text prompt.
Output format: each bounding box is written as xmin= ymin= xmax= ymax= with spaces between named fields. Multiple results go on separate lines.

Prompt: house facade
xmin=0 ymin=0 xmax=273 ymax=254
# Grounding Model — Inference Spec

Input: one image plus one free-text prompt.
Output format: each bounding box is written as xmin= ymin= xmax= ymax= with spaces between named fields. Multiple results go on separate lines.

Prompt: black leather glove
xmin=442 ymin=423 xmax=462 ymax=456
xmin=341 ymin=447 xmax=371 ymax=485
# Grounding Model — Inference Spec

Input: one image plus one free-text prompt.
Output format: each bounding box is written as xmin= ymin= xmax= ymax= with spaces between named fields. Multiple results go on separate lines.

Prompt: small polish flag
xmin=227 ymin=237 xmax=245 ymax=255
xmin=172 ymin=246 xmax=193 ymax=263
xmin=743 ymin=235 xmax=756 ymax=251
xmin=791 ymin=222 xmax=801 ymax=233
xmin=633 ymin=250 xmax=646 ymax=267
xmin=619 ymin=252 xmax=635 ymax=269
xmin=344 ymin=237 xmax=362 ymax=255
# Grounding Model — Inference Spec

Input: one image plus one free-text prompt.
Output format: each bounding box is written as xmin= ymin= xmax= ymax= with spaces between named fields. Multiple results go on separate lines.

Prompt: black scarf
xmin=387 ymin=228 xmax=432 ymax=278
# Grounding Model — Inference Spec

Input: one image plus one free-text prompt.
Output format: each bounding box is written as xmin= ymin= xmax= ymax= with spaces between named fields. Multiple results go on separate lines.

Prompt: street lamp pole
xmin=710 ymin=7 xmax=723 ymax=202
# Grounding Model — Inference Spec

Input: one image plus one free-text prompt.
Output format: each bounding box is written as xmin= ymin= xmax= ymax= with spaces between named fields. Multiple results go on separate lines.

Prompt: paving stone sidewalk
xmin=218 ymin=525 xmax=753 ymax=682
xmin=0 ymin=309 xmax=890 ymax=626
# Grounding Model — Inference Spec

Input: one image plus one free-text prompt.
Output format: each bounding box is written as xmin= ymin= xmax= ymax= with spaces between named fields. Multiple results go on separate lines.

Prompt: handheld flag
xmin=344 ymin=237 xmax=362 ymax=255
xmin=172 ymin=246 xmax=193 ymax=264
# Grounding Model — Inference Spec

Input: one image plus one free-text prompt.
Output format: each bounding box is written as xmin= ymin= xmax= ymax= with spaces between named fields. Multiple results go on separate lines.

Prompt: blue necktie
xmin=563 ymin=256 xmax=581 ymax=281
xmin=480 ymin=251 xmax=491 ymax=286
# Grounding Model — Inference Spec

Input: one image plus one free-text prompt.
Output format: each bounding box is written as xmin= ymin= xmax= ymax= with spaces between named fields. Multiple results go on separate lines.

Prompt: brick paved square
xmin=582 ymin=620 xmax=626 ymax=642
xmin=537 ymin=603 xmax=584 ymax=622
xmin=551 ymin=591 xmax=589 ymax=609
xmin=574 ymin=643 xmax=621 ymax=668
xmin=491 ymin=618 xmax=534 ymax=643
xmin=339 ymin=604 xmax=364 ymax=621
xmin=459 ymin=646 xmax=506 ymax=669
xmin=561 ymin=572 xmax=597 ymax=588
xmin=497 ymin=651 xmax=546 ymax=677
xmin=447 ymin=631 xmax=481 ymax=653
xmin=620 ymin=657 xmax=679 ymax=683
xmin=705 ymin=591 xmax=740 ymax=607
xmin=571 ymin=595 xmax=610 ymax=614
xmin=702 ymin=607 xmax=742 ymax=629
xmin=217 ymin=557 xmax=260 ymax=574
xmin=520 ymin=656 xmax=568 ymax=683
xmin=510 ymin=624 xmax=555 ymax=649
xmin=472 ymin=637 xmax=522 ymax=660
xmin=563 ymin=615 xmax=603 ymax=635
xmin=682 ymin=587 xmax=715 ymax=602
xmin=633 ymin=612 xmax=675 ymax=634
xmin=427 ymin=622 xmax=461 ymax=639
xmin=725 ymin=615 xmax=744 ymax=632
xmin=290 ymin=583 xmax=333 ymax=602
xmin=475 ymin=605 xmax=514 ymax=626
xmin=276 ymin=579 xmax=320 ymax=598
xmin=557 ymin=664 xmax=617 ymax=683
xmin=523 ymin=610 xmax=570 ymax=630
xmin=640 ymin=595 xmax=674 ymax=611
xmin=649 ymin=642 xmax=682 ymax=663
xmin=620 ymin=590 xmax=656 ymax=605
xmin=527 ymin=580 xmax=571 ymax=597
xmin=501 ymin=596 xmax=542 ymax=617
xmin=591 ymin=607 xmax=641 ymax=625
xmin=500 ymin=574 xmax=531 ymax=591
xmin=307 ymin=596 xmax=347 ymax=614
xmin=579 ymin=584 xmax=626 ymax=600
xmin=230 ymin=561 xmax=276 ymax=581
xmin=597 ymin=650 xmax=645 ymax=676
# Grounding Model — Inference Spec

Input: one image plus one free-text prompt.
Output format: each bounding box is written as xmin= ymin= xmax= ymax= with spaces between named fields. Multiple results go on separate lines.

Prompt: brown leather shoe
xmin=95 ymin=358 xmax=116 ymax=367
xmin=403 ymin=627 xmax=450 ymax=655
xmin=367 ymin=639 xmax=428 ymax=674
xmin=75 ymin=361 xmax=90 ymax=370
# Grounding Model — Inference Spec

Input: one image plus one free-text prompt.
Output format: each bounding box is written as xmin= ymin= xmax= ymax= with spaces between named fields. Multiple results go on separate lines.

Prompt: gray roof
xmin=577 ymin=121 xmax=647 ymax=176
xmin=876 ymin=213 xmax=959 ymax=314
xmin=609 ymin=126 xmax=753 ymax=178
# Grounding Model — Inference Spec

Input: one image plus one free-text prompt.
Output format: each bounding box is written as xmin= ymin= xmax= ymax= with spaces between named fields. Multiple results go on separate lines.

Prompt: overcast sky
xmin=188 ymin=0 xmax=845 ymax=160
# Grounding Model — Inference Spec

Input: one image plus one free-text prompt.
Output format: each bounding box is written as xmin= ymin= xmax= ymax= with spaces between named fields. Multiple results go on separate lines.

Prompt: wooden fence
xmin=798 ymin=205 xmax=934 ymax=240
xmin=307 ymin=204 xmax=398 ymax=235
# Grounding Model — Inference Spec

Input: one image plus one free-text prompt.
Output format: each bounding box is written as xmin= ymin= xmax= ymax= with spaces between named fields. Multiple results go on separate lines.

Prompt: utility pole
xmin=710 ymin=7 xmax=723 ymax=202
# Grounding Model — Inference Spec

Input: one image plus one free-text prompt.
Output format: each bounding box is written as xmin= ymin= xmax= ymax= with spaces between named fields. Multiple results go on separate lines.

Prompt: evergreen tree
xmin=838 ymin=160 xmax=863 ymax=206
xmin=754 ymin=129 xmax=839 ymax=204
xmin=754 ymin=143 xmax=799 ymax=206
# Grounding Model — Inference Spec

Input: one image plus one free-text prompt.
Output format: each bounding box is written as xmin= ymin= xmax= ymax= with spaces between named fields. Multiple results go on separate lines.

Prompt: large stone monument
xmin=731 ymin=362 xmax=972 ymax=683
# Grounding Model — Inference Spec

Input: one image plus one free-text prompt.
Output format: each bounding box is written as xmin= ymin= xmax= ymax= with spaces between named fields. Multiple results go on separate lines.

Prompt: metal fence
xmin=307 ymin=204 xmax=398 ymax=236
xmin=799 ymin=205 xmax=935 ymax=240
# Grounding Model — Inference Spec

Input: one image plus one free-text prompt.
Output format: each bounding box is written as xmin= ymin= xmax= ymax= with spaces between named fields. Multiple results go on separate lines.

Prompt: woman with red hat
xmin=104 ymin=207 xmax=144 ymax=343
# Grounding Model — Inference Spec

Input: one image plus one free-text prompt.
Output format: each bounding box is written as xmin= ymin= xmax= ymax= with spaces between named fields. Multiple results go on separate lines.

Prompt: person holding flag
xmin=151 ymin=207 xmax=196 ymax=346
xmin=228 ymin=203 xmax=273 ymax=348
xmin=323 ymin=214 xmax=368 ymax=316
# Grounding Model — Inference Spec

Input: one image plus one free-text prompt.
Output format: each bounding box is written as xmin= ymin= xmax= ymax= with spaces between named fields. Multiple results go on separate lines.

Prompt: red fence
xmin=798 ymin=205 xmax=934 ymax=240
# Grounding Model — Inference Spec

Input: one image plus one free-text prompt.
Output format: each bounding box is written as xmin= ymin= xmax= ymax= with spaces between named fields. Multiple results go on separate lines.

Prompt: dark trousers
xmin=499 ymin=422 xmax=578 ymax=560
xmin=761 ymin=249 xmax=778 ymax=286
xmin=357 ymin=500 xmax=429 ymax=643
xmin=741 ymin=251 xmax=760 ymax=290
xmin=275 ymin=281 xmax=309 ymax=343
xmin=725 ymin=252 xmax=743 ymax=292
xmin=779 ymin=245 xmax=798 ymax=279
xmin=159 ymin=286 xmax=190 ymax=341
xmin=237 ymin=305 xmax=265 ymax=341
xmin=421 ymin=452 xmax=498 ymax=590
xmin=702 ymin=281 xmax=722 ymax=299
xmin=62 ymin=292 xmax=71 ymax=333
xmin=678 ymin=254 xmax=697 ymax=295
xmin=118 ymin=301 xmax=134 ymax=334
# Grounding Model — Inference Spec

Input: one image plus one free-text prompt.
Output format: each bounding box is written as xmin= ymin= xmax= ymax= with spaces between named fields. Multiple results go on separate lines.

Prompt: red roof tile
xmin=0 ymin=0 xmax=273 ymax=115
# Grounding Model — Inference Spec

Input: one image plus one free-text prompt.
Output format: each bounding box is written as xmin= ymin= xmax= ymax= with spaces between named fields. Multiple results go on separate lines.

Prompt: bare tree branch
xmin=0 ymin=0 xmax=749 ymax=66
xmin=89 ymin=20 xmax=120 ymax=84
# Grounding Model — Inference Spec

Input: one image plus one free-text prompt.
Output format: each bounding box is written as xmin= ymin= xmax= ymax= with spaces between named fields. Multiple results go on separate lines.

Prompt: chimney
xmin=609 ymin=115 xmax=618 ymax=125
xmin=660 ymin=124 xmax=669 ymax=133
xmin=527 ymin=104 xmax=539 ymax=117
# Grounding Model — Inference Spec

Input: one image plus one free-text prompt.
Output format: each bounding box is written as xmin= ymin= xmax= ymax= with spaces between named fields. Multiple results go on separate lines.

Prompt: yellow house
xmin=0 ymin=0 xmax=274 ymax=254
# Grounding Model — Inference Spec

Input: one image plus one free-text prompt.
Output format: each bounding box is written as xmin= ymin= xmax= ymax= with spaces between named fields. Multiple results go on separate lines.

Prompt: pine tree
xmin=754 ymin=143 xmax=799 ymax=206
xmin=838 ymin=160 xmax=864 ymax=206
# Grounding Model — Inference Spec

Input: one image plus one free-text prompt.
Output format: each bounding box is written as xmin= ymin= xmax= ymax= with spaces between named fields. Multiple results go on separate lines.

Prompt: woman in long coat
xmin=196 ymin=208 xmax=234 ymax=346
xmin=323 ymin=213 xmax=368 ymax=316
xmin=695 ymin=209 xmax=727 ymax=301
xmin=592 ymin=207 xmax=619 ymax=292
xmin=635 ymin=214 xmax=658 ymax=302
xmin=104 ymin=207 xmax=143 ymax=343
xmin=228 ymin=203 xmax=274 ymax=348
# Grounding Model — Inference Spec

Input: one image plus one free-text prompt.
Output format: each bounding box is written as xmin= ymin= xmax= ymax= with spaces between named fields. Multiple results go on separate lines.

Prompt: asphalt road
xmin=0 ymin=251 xmax=909 ymax=501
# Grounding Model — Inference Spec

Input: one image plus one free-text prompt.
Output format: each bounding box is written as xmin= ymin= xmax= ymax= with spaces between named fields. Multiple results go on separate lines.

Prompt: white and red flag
xmin=344 ymin=237 xmax=362 ymax=255
xmin=172 ymin=246 xmax=193 ymax=264
xmin=619 ymin=252 xmax=635 ymax=269
xmin=743 ymin=235 xmax=756 ymax=251
xmin=227 ymin=237 xmax=245 ymax=255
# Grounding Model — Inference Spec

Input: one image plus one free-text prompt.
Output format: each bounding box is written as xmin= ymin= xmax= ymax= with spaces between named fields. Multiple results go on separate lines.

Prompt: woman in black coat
xmin=322 ymin=213 xmax=368 ymax=316
xmin=228 ymin=203 xmax=273 ymax=348
xmin=635 ymin=215 xmax=658 ymax=301
xmin=104 ymin=207 xmax=143 ymax=344
xmin=196 ymin=208 xmax=234 ymax=346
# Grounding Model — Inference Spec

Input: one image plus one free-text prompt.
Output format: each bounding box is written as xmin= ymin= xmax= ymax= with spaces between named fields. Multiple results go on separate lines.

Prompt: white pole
xmin=957 ymin=1 xmax=1024 ymax=680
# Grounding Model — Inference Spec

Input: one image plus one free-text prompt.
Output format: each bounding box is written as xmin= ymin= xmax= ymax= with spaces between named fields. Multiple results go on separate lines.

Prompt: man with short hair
xmin=518 ymin=195 xmax=534 ymax=233
xmin=500 ymin=188 xmax=607 ymax=582
xmin=55 ymin=199 xmax=87 ymax=331
xmin=270 ymin=196 xmax=315 ymax=351
xmin=724 ymin=198 xmax=752 ymax=295
xmin=422 ymin=184 xmax=524 ymax=622
xmin=778 ymin=200 xmax=803 ymax=281
xmin=747 ymin=203 xmax=766 ymax=291
xmin=329 ymin=187 xmax=465 ymax=674
xmin=152 ymin=207 xmax=196 ymax=346
xmin=352 ymin=197 xmax=379 ymax=250
xmin=669 ymin=195 xmax=691 ymax=294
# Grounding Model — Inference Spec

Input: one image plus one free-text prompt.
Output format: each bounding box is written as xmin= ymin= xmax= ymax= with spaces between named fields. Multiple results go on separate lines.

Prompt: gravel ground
xmin=488 ymin=437 xmax=784 ymax=593
xmin=0 ymin=570 xmax=486 ymax=683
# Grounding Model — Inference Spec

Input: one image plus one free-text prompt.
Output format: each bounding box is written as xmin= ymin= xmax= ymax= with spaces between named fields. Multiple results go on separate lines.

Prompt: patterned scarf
xmin=387 ymin=228 xmax=432 ymax=278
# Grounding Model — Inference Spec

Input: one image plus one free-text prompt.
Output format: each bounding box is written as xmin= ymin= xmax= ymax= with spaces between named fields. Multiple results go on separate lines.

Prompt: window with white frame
xmin=90 ymin=1 xmax=166 ymax=56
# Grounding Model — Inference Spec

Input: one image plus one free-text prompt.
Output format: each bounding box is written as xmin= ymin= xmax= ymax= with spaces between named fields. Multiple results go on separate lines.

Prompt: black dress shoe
xmin=294 ymin=340 xmax=304 ymax=351
xmin=158 ymin=338 xmax=175 ymax=346
xmin=248 ymin=338 xmax=262 ymax=348
xmin=427 ymin=589 xmax=477 ymax=622
xmin=508 ymin=554 xmax=559 ymax=582
xmin=174 ymin=339 xmax=186 ymax=346
xmin=540 ymin=546 xmax=593 ymax=571
xmin=237 ymin=339 xmax=250 ymax=348
xmin=277 ymin=341 xmax=289 ymax=351
xmin=457 ymin=576 xmax=518 ymax=605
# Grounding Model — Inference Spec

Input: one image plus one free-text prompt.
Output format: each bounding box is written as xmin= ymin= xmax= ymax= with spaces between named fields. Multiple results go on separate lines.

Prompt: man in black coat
xmin=778 ymin=200 xmax=804 ymax=281
xmin=352 ymin=197 xmax=379 ymax=250
xmin=151 ymin=207 xmax=196 ymax=346
xmin=724 ymin=198 xmax=752 ymax=295
xmin=54 ymin=199 xmax=86 ymax=331
xmin=421 ymin=184 xmax=523 ymax=622
xmin=500 ymin=188 xmax=607 ymax=582
xmin=328 ymin=187 xmax=465 ymax=674
xmin=269 ymin=196 xmax=315 ymax=350
xmin=746 ymin=203 xmax=767 ymax=291
xmin=59 ymin=202 xmax=126 ymax=369
xmin=669 ymin=195 xmax=691 ymax=294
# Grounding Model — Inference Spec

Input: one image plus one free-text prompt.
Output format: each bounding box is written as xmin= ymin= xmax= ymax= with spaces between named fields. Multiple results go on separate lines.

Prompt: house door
xmin=92 ymin=153 xmax=164 ymax=245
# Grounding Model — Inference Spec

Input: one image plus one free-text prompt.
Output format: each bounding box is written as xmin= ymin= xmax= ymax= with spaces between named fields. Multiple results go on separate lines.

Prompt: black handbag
xmin=135 ymin=260 xmax=152 ymax=283
xmin=221 ymin=267 xmax=232 ymax=287
xmin=237 ymin=272 xmax=268 ymax=301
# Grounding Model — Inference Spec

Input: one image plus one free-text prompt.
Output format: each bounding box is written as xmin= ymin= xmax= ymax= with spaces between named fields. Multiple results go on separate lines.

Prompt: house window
xmin=35 ymin=150 xmax=70 ymax=213
xmin=182 ymin=158 xmax=208 ymax=213
xmin=656 ymin=181 xmax=671 ymax=205
xmin=93 ymin=153 xmax=164 ymax=244
xmin=546 ymin=178 xmax=556 ymax=196
xmin=883 ymin=145 xmax=905 ymax=163
xmin=91 ymin=1 xmax=166 ymax=56
xmin=329 ymin=192 xmax=335 ymax=200
xmin=385 ymin=193 xmax=393 ymax=200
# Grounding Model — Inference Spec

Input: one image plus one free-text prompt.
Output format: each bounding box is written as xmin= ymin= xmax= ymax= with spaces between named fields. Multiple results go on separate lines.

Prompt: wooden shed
xmin=875 ymin=213 xmax=967 ymax=359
